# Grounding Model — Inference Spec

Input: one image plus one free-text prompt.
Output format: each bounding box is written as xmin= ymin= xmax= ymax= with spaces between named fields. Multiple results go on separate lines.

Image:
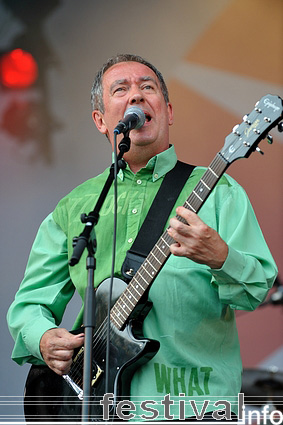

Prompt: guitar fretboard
xmin=111 ymin=152 xmax=229 ymax=330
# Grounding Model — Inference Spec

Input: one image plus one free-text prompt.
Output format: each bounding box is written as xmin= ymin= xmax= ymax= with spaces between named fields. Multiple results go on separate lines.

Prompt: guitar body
xmin=24 ymin=277 xmax=160 ymax=421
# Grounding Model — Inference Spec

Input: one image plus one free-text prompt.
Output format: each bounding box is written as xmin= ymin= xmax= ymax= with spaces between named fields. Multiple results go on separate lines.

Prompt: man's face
xmin=92 ymin=61 xmax=173 ymax=159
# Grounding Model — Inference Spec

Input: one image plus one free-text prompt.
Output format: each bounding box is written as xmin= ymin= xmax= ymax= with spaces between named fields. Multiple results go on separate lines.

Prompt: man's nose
xmin=129 ymin=89 xmax=144 ymax=104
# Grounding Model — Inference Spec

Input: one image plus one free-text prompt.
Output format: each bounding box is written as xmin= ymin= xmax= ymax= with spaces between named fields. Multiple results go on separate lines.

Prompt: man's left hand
xmin=168 ymin=206 xmax=228 ymax=269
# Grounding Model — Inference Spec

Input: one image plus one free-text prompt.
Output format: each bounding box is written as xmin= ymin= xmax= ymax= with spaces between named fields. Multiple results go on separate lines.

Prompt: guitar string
xmin=69 ymin=233 xmax=173 ymax=386
xmin=69 ymin=242 xmax=167 ymax=385
xmin=69 ymin=268 xmax=154 ymax=384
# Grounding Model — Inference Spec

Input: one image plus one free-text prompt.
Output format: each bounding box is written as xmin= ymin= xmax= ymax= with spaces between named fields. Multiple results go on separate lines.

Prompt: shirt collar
xmin=117 ymin=145 xmax=177 ymax=181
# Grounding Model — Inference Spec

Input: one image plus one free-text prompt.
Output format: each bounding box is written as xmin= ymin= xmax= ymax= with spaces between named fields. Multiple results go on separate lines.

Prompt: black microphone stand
xmin=69 ymin=132 xmax=131 ymax=422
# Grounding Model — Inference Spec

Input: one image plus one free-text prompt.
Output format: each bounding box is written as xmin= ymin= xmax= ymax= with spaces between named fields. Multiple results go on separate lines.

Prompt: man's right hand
xmin=40 ymin=328 xmax=84 ymax=375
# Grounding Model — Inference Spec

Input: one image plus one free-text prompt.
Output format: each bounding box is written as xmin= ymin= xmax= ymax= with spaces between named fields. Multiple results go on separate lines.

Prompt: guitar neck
xmin=110 ymin=152 xmax=229 ymax=330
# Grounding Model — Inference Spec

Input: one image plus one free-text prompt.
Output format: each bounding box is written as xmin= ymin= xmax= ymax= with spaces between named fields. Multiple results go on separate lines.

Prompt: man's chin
xmin=130 ymin=132 xmax=155 ymax=147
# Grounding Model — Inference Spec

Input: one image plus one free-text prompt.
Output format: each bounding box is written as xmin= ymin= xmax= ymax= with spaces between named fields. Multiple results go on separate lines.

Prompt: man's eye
xmin=113 ymin=87 xmax=126 ymax=94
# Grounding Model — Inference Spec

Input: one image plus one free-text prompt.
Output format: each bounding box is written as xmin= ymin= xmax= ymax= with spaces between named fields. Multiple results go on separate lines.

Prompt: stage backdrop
xmin=0 ymin=0 xmax=282 ymax=419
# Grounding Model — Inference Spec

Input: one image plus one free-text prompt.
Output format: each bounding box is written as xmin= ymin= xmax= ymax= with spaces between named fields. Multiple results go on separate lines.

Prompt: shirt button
xmin=128 ymin=238 xmax=133 ymax=243
xmin=154 ymin=173 xmax=158 ymax=179
xmin=132 ymin=208 xmax=137 ymax=214
xmin=136 ymin=179 xmax=142 ymax=185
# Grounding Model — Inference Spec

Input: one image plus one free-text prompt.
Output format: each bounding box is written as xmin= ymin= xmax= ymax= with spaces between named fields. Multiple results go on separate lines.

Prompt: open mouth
xmin=145 ymin=113 xmax=152 ymax=122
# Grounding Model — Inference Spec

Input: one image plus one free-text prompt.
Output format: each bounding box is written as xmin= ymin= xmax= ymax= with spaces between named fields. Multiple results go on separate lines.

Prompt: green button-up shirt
xmin=7 ymin=145 xmax=277 ymax=419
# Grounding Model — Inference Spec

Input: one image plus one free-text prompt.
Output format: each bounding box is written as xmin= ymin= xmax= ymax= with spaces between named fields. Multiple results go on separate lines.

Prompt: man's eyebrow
xmin=110 ymin=79 xmax=128 ymax=92
xmin=140 ymin=76 xmax=158 ymax=85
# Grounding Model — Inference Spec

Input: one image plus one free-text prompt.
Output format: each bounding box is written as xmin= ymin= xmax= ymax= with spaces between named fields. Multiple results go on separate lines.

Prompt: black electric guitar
xmin=24 ymin=94 xmax=283 ymax=421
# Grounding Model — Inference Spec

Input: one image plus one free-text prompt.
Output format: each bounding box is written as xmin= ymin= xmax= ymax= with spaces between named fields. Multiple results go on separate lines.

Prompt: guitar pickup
xmin=73 ymin=346 xmax=84 ymax=364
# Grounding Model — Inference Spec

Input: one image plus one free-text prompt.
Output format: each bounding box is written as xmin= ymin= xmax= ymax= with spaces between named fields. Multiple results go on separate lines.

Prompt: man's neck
xmin=123 ymin=144 xmax=170 ymax=174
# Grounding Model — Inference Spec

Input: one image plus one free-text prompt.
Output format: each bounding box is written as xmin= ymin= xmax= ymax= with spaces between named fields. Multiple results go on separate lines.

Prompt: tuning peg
xmin=255 ymin=107 xmax=262 ymax=113
xmin=243 ymin=114 xmax=251 ymax=125
xmin=256 ymin=147 xmax=264 ymax=155
xmin=254 ymin=101 xmax=262 ymax=113
xmin=266 ymin=134 xmax=273 ymax=144
xmin=232 ymin=124 xmax=240 ymax=135
xmin=278 ymin=122 xmax=283 ymax=132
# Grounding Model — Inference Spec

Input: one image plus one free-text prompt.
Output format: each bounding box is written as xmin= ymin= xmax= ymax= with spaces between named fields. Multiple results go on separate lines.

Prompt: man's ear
xmin=92 ymin=110 xmax=107 ymax=135
xmin=167 ymin=102 xmax=174 ymax=126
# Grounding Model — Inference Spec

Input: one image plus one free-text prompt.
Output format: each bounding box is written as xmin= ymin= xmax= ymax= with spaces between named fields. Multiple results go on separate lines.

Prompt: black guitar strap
xmin=121 ymin=160 xmax=195 ymax=281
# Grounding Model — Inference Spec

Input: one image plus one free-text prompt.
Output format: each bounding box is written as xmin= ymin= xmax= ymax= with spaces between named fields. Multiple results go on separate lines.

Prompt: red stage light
xmin=0 ymin=48 xmax=38 ymax=88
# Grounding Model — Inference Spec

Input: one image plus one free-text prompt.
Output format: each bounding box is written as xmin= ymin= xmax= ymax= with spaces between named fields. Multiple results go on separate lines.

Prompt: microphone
xmin=114 ymin=106 xmax=146 ymax=134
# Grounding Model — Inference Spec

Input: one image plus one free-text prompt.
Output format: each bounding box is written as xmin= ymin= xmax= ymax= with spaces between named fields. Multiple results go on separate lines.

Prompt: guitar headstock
xmin=221 ymin=94 xmax=283 ymax=164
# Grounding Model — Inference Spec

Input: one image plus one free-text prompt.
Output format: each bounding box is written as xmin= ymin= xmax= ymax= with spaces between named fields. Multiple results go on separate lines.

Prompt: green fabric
xmin=7 ymin=145 xmax=277 ymax=419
